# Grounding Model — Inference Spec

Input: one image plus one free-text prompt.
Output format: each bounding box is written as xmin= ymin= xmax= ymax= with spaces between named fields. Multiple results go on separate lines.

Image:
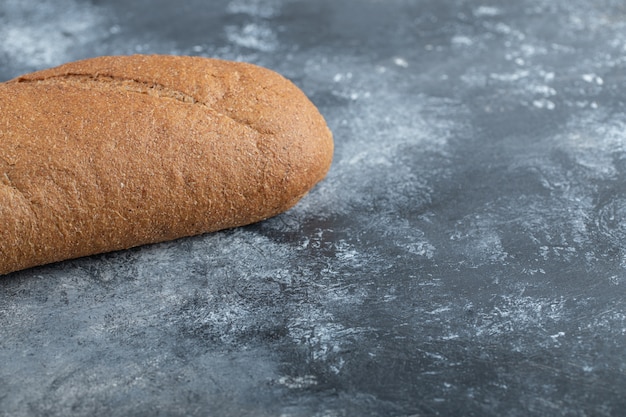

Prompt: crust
xmin=0 ymin=55 xmax=333 ymax=275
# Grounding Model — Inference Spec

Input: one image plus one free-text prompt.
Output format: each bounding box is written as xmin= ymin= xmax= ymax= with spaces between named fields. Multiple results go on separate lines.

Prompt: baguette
xmin=0 ymin=55 xmax=333 ymax=275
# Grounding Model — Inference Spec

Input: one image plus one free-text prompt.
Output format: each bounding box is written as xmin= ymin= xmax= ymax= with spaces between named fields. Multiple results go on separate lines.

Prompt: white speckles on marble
xmin=225 ymin=23 xmax=278 ymax=52
xmin=0 ymin=0 xmax=110 ymax=72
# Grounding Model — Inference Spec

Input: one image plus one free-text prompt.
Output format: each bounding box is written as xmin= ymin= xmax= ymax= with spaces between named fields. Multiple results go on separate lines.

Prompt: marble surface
xmin=1 ymin=0 xmax=625 ymax=416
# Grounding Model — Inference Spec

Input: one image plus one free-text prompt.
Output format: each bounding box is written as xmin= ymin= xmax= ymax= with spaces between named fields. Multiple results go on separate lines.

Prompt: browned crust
xmin=0 ymin=55 xmax=333 ymax=275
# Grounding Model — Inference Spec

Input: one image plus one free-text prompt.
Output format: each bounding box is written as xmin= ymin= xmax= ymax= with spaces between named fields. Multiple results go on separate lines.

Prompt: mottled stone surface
xmin=1 ymin=1 xmax=625 ymax=416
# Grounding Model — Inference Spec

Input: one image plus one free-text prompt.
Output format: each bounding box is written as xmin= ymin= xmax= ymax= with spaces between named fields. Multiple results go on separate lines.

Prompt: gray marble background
xmin=1 ymin=0 xmax=625 ymax=416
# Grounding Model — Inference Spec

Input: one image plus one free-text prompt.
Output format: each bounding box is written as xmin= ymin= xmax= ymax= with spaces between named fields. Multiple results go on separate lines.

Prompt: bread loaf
xmin=0 ymin=55 xmax=333 ymax=275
